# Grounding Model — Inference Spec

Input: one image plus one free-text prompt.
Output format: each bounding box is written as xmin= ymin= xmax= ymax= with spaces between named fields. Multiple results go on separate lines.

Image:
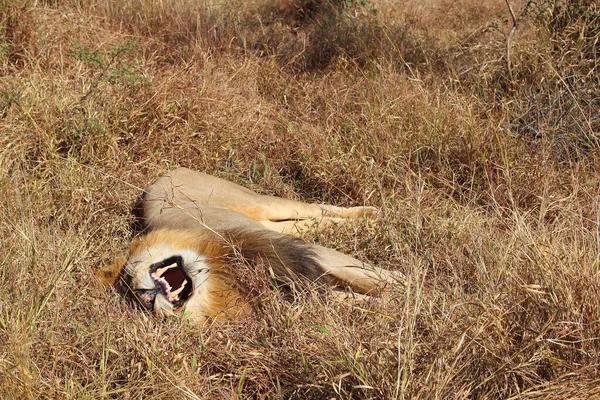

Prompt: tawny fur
xmin=98 ymin=168 xmax=402 ymax=324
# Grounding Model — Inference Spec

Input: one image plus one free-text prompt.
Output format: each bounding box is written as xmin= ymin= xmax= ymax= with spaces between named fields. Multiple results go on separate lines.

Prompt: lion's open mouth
xmin=148 ymin=255 xmax=194 ymax=307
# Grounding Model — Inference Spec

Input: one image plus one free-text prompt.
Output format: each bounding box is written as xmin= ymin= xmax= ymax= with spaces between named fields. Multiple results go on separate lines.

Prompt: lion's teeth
xmin=155 ymin=263 xmax=177 ymax=278
xmin=171 ymin=280 xmax=188 ymax=300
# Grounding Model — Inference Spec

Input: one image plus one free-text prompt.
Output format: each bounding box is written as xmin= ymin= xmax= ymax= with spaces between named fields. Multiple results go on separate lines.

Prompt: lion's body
xmin=99 ymin=168 xmax=400 ymax=323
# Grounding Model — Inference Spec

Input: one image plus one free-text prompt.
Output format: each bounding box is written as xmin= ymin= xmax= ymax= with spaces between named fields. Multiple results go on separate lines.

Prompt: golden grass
xmin=1 ymin=0 xmax=599 ymax=398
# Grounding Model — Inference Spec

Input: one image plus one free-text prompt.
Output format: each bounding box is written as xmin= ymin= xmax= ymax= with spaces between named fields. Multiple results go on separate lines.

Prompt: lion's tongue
xmin=163 ymin=267 xmax=186 ymax=291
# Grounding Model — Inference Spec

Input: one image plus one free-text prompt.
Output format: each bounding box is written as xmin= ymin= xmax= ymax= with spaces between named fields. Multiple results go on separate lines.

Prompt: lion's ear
xmin=96 ymin=256 xmax=127 ymax=287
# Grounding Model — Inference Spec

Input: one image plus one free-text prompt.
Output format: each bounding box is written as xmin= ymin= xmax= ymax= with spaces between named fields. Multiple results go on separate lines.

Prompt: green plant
xmin=68 ymin=40 xmax=149 ymax=97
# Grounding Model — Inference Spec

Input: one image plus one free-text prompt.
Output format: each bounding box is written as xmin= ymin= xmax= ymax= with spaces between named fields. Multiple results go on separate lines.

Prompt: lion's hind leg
xmin=308 ymin=245 xmax=403 ymax=296
xmin=316 ymin=205 xmax=379 ymax=220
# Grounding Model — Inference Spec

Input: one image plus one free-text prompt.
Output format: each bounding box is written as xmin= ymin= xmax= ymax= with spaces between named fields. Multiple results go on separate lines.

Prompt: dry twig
xmin=504 ymin=0 xmax=518 ymax=82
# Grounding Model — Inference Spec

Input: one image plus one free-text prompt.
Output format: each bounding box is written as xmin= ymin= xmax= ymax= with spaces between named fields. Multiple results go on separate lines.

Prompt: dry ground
xmin=1 ymin=0 xmax=600 ymax=398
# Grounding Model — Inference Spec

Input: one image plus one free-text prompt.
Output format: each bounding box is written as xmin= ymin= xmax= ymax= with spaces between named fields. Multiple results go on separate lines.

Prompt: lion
xmin=98 ymin=167 xmax=400 ymax=324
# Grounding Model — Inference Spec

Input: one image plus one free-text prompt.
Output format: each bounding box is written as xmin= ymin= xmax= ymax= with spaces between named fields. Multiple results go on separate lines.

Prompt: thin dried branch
xmin=504 ymin=0 xmax=518 ymax=82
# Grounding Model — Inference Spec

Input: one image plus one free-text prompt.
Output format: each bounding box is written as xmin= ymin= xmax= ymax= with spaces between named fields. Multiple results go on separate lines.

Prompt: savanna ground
xmin=1 ymin=0 xmax=599 ymax=398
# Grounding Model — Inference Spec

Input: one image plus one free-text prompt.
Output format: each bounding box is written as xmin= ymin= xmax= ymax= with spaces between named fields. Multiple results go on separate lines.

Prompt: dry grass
xmin=1 ymin=0 xmax=600 ymax=398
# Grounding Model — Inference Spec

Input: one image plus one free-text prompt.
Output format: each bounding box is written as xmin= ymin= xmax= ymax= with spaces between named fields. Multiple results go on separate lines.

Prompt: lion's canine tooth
xmin=155 ymin=263 xmax=177 ymax=278
xmin=171 ymin=279 xmax=188 ymax=300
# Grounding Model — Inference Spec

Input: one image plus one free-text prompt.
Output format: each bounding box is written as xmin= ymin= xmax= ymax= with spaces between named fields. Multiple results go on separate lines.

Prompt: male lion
xmin=98 ymin=168 xmax=399 ymax=324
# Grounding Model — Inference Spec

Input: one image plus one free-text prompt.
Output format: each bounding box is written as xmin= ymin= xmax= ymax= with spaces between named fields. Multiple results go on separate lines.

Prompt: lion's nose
xmin=135 ymin=288 xmax=158 ymax=311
